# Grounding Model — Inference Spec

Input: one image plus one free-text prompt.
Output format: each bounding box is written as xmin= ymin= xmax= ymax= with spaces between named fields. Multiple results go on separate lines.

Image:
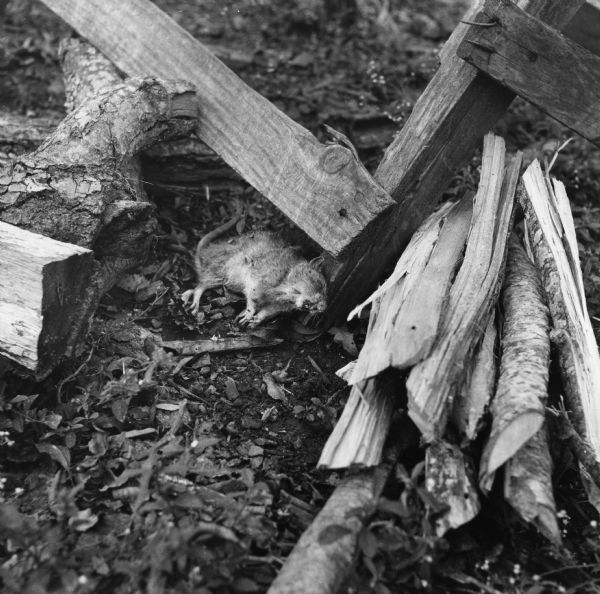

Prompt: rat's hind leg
xmin=181 ymin=285 xmax=206 ymax=315
xmin=181 ymin=270 xmax=223 ymax=315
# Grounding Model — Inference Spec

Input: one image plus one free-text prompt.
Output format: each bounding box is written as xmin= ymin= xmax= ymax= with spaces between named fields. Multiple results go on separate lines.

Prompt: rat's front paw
xmin=236 ymin=309 xmax=257 ymax=327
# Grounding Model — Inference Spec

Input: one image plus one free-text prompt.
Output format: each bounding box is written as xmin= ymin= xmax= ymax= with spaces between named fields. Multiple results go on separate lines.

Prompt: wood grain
xmin=479 ymin=236 xmax=550 ymax=492
xmin=317 ymin=373 xmax=398 ymax=469
xmin=564 ymin=0 xmax=600 ymax=56
xmin=0 ymin=221 xmax=93 ymax=376
xmin=522 ymin=160 xmax=600 ymax=462
xmin=324 ymin=0 xmax=585 ymax=322
xmin=348 ymin=197 xmax=472 ymax=385
xmin=457 ymin=0 xmax=600 ymax=145
xmin=406 ymin=135 xmax=520 ymax=442
xmin=39 ymin=0 xmax=394 ymax=258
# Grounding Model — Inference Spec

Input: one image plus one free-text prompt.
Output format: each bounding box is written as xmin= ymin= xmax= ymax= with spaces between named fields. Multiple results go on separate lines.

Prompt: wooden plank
xmin=323 ymin=0 xmax=584 ymax=322
xmin=0 ymin=221 xmax=94 ymax=377
xmin=457 ymin=0 xmax=600 ymax=146
xmin=564 ymin=0 xmax=600 ymax=56
xmin=39 ymin=0 xmax=394 ymax=259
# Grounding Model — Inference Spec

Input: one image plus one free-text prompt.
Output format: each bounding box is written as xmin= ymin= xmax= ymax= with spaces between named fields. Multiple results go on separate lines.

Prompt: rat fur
xmin=182 ymin=219 xmax=328 ymax=327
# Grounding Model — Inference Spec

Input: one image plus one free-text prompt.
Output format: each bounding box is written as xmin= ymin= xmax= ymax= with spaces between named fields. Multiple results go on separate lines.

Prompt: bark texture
xmin=479 ymin=236 xmax=551 ymax=491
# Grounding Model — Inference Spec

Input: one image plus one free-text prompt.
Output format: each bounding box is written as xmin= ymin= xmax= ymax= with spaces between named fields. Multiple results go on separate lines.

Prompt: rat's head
xmin=279 ymin=261 xmax=328 ymax=313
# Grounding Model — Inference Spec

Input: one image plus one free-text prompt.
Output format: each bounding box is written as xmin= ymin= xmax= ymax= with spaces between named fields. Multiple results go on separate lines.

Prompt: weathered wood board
xmin=324 ymin=0 xmax=586 ymax=321
xmin=0 ymin=221 xmax=94 ymax=376
xmin=564 ymin=0 xmax=600 ymax=56
xmin=39 ymin=0 xmax=394 ymax=259
xmin=457 ymin=0 xmax=600 ymax=146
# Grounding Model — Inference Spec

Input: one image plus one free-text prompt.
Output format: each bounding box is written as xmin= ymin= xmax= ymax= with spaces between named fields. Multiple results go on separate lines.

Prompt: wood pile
xmin=317 ymin=132 xmax=600 ymax=546
xmin=0 ymin=38 xmax=200 ymax=376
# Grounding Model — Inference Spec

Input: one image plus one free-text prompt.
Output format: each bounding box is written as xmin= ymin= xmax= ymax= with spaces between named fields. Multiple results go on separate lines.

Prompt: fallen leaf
xmin=263 ymin=373 xmax=288 ymax=403
xmin=68 ymin=508 xmax=99 ymax=532
xmin=224 ymin=377 xmax=240 ymax=401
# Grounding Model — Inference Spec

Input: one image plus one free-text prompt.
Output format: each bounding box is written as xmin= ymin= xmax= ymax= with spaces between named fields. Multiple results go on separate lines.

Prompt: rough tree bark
xmin=0 ymin=38 xmax=199 ymax=372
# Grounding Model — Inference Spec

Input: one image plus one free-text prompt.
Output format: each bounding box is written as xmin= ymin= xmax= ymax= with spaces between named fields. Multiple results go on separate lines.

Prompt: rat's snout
xmin=313 ymin=300 xmax=327 ymax=313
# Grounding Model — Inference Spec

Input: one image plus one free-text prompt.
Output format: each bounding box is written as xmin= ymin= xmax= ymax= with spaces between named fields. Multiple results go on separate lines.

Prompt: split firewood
xmin=0 ymin=38 xmax=199 ymax=374
xmin=425 ymin=441 xmax=480 ymax=536
xmin=0 ymin=221 xmax=94 ymax=376
xmin=521 ymin=160 xmax=600 ymax=465
xmin=317 ymin=371 xmax=400 ymax=469
xmin=452 ymin=310 xmax=497 ymax=441
xmin=267 ymin=461 xmax=392 ymax=594
xmin=553 ymin=406 xmax=600 ymax=490
xmin=504 ymin=424 xmax=561 ymax=544
xmin=407 ymin=135 xmax=522 ymax=442
xmin=347 ymin=195 xmax=472 ymax=384
xmin=479 ymin=236 xmax=551 ymax=492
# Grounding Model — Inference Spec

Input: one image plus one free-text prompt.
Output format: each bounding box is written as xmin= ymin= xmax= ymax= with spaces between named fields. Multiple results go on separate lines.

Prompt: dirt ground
xmin=2 ymin=0 xmax=600 ymax=593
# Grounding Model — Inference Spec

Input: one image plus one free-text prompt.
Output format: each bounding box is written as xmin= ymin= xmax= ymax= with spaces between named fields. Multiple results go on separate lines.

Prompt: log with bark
xmin=521 ymin=160 xmax=600 ymax=463
xmin=267 ymin=459 xmax=392 ymax=594
xmin=479 ymin=236 xmax=551 ymax=492
xmin=425 ymin=441 xmax=480 ymax=536
xmin=0 ymin=112 xmax=240 ymax=195
xmin=505 ymin=424 xmax=560 ymax=544
xmin=40 ymin=0 xmax=395 ymax=263
xmin=0 ymin=38 xmax=199 ymax=374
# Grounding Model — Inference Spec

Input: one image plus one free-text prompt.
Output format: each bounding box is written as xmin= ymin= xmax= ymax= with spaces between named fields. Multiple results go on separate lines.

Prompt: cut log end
xmin=0 ymin=221 xmax=95 ymax=377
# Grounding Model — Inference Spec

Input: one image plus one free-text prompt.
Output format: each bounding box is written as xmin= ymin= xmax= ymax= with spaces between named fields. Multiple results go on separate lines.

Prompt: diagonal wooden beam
xmin=39 ymin=0 xmax=394 ymax=259
xmin=457 ymin=0 xmax=600 ymax=146
xmin=564 ymin=0 xmax=600 ymax=56
xmin=322 ymin=0 xmax=586 ymax=322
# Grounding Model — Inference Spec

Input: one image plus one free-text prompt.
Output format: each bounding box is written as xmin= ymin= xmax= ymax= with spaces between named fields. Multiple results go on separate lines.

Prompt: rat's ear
xmin=309 ymin=256 xmax=325 ymax=272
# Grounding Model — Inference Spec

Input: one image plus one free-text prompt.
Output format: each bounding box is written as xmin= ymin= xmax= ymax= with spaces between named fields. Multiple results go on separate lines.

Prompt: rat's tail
xmin=195 ymin=203 xmax=245 ymax=258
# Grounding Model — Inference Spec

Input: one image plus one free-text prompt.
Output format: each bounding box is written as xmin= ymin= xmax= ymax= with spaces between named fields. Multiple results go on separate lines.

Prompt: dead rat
xmin=181 ymin=216 xmax=328 ymax=327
